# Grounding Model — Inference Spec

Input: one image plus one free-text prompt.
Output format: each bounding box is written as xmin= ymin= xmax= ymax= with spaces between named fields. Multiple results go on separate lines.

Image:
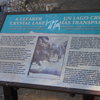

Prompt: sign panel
xmin=0 ymin=11 xmax=100 ymax=95
xmin=1 ymin=12 xmax=100 ymax=34
xmin=0 ymin=33 xmax=100 ymax=95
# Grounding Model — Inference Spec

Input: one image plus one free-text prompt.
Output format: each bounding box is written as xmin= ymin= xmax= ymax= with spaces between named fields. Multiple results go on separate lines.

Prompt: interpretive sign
xmin=0 ymin=11 xmax=100 ymax=96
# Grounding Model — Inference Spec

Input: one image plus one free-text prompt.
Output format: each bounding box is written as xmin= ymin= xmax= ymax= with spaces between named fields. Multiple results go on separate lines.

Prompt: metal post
xmin=3 ymin=86 xmax=18 ymax=100
xmin=83 ymin=95 xmax=96 ymax=100
xmin=0 ymin=6 xmax=1 ymax=12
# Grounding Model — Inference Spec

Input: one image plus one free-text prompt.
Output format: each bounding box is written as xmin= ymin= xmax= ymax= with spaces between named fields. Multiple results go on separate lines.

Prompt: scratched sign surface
xmin=1 ymin=12 xmax=100 ymax=34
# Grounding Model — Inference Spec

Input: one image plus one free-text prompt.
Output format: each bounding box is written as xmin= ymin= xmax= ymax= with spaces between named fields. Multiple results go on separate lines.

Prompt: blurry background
xmin=0 ymin=0 xmax=100 ymax=12
xmin=0 ymin=0 xmax=100 ymax=100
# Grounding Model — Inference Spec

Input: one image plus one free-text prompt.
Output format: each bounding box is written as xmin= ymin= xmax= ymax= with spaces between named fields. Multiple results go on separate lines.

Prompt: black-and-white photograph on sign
xmin=28 ymin=36 xmax=68 ymax=79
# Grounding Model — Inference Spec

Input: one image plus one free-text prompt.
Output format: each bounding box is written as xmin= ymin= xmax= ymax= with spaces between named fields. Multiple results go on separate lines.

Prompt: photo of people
xmin=28 ymin=36 xmax=68 ymax=78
